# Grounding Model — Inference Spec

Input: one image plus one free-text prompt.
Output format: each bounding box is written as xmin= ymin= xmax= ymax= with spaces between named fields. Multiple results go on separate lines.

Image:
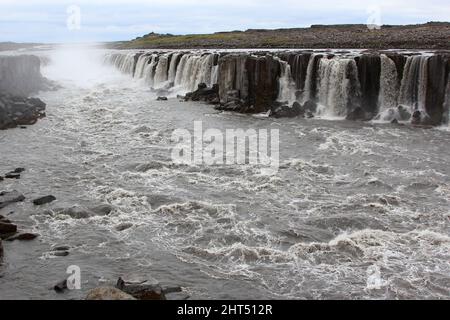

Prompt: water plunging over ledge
xmin=0 ymin=46 xmax=449 ymax=300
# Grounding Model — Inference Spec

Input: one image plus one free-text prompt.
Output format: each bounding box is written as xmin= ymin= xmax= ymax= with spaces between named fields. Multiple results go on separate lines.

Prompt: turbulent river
xmin=0 ymin=48 xmax=449 ymax=300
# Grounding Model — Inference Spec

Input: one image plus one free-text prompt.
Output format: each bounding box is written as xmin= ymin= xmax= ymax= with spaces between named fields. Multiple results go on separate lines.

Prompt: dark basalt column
xmin=356 ymin=54 xmax=381 ymax=114
xmin=218 ymin=54 xmax=280 ymax=113
xmin=426 ymin=54 xmax=450 ymax=125
xmin=245 ymin=55 xmax=280 ymax=113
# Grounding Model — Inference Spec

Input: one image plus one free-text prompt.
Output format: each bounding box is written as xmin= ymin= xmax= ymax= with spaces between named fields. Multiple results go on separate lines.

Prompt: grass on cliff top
xmin=122 ymin=32 xmax=244 ymax=48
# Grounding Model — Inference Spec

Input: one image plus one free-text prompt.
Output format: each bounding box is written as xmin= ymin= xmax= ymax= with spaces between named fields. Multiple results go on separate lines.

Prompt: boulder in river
xmin=116 ymin=276 xmax=166 ymax=300
xmin=5 ymin=232 xmax=39 ymax=241
xmin=271 ymin=101 xmax=305 ymax=118
xmin=115 ymin=222 xmax=133 ymax=232
xmin=0 ymin=191 xmax=25 ymax=209
xmin=346 ymin=107 xmax=371 ymax=121
xmin=0 ymin=222 xmax=18 ymax=239
xmin=185 ymin=83 xmax=219 ymax=104
xmin=156 ymin=96 xmax=168 ymax=101
xmin=86 ymin=287 xmax=136 ymax=300
xmin=4 ymin=172 xmax=20 ymax=179
xmin=33 ymin=195 xmax=56 ymax=206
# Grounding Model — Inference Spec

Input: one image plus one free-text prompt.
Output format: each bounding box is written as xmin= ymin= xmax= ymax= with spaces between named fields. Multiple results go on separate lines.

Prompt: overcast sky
xmin=0 ymin=0 xmax=448 ymax=43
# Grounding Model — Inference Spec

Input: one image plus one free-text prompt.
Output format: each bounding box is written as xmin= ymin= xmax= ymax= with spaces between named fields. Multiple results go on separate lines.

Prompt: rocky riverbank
xmin=119 ymin=22 xmax=450 ymax=50
xmin=0 ymin=55 xmax=53 ymax=130
xmin=0 ymin=94 xmax=46 ymax=130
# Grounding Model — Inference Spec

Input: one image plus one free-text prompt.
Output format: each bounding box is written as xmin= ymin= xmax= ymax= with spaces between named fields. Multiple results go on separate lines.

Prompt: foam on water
xmin=1 ymin=47 xmax=449 ymax=299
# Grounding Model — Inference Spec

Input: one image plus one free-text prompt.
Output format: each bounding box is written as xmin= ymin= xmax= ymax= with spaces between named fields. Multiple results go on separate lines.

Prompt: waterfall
xmin=277 ymin=60 xmax=297 ymax=104
xmin=174 ymin=53 xmax=218 ymax=92
xmin=104 ymin=51 xmax=219 ymax=95
xmin=444 ymin=79 xmax=450 ymax=125
xmin=107 ymin=52 xmax=136 ymax=75
xmin=168 ymin=52 xmax=183 ymax=83
xmin=316 ymin=57 xmax=361 ymax=117
xmin=398 ymin=55 xmax=429 ymax=113
xmin=378 ymin=54 xmax=399 ymax=111
xmin=134 ymin=54 xmax=152 ymax=79
xmin=211 ymin=65 xmax=219 ymax=87
xmin=103 ymin=50 xmax=448 ymax=124
xmin=302 ymin=54 xmax=322 ymax=104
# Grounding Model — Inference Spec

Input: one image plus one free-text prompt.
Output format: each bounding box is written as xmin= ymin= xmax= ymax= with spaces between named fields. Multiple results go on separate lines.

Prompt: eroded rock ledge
xmin=0 ymin=55 xmax=52 ymax=130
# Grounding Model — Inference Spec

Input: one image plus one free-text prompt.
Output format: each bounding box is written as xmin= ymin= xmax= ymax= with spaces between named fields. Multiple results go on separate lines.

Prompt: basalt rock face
xmin=425 ymin=54 xmax=450 ymax=125
xmin=0 ymin=55 xmax=50 ymax=129
xmin=217 ymin=54 xmax=281 ymax=113
xmin=106 ymin=50 xmax=450 ymax=125
xmin=356 ymin=54 xmax=381 ymax=115
xmin=0 ymin=55 xmax=49 ymax=96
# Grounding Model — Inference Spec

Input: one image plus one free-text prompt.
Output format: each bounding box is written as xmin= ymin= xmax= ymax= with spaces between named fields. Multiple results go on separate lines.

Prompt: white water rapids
xmin=0 ymin=46 xmax=449 ymax=300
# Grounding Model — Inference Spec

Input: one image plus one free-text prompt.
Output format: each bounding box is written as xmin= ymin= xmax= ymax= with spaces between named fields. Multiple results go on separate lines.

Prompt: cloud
xmin=0 ymin=0 xmax=448 ymax=42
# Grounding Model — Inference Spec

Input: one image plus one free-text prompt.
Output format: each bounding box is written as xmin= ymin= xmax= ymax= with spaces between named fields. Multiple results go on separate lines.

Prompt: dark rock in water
xmin=391 ymin=119 xmax=399 ymax=124
xmin=115 ymin=223 xmax=133 ymax=232
xmin=156 ymin=96 xmax=168 ymax=101
xmin=4 ymin=172 xmax=20 ymax=179
xmin=306 ymin=111 xmax=315 ymax=118
xmin=0 ymin=94 xmax=47 ymax=130
xmin=86 ymin=287 xmax=136 ymax=300
xmin=116 ymin=276 xmax=166 ymax=300
xmin=44 ymin=204 xmax=114 ymax=219
xmin=52 ymin=250 xmax=69 ymax=257
xmin=0 ymin=191 xmax=25 ymax=209
xmin=33 ymin=195 xmax=56 ymax=206
xmin=13 ymin=168 xmax=25 ymax=174
xmin=411 ymin=110 xmax=422 ymax=125
xmin=185 ymin=83 xmax=219 ymax=104
xmin=52 ymin=245 xmax=70 ymax=252
xmin=54 ymin=279 xmax=68 ymax=293
xmin=271 ymin=101 xmax=304 ymax=118
xmin=0 ymin=222 xmax=18 ymax=235
xmin=303 ymin=100 xmax=318 ymax=113
xmin=397 ymin=105 xmax=411 ymax=121
xmin=346 ymin=107 xmax=370 ymax=121
xmin=0 ymin=176 xmax=3 ymax=182
xmin=5 ymin=232 xmax=39 ymax=241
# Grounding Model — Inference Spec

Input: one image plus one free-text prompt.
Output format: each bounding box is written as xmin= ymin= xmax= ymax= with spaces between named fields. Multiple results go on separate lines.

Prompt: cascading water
xmin=104 ymin=51 xmax=219 ymax=95
xmin=277 ymin=60 xmax=297 ymax=104
xmin=104 ymin=52 xmax=135 ymax=76
xmin=398 ymin=55 xmax=429 ymax=113
xmin=316 ymin=57 xmax=361 ymax=117
xmin=104 ymin=50 xmax=447 ymax=125
xmin=301 ymin=54 xmax=323 ymax=105
xmin=378 ymin=54 xmax=399 ymax=111
xmin=153 ymin=54 xmax=170 ymax=87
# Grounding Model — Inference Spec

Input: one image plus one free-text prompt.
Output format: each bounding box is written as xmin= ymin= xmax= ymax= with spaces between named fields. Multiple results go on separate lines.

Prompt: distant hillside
xmin=0 ymin=42 xmax=42 ymax=51
xmin=118 ymin=22 xmax=450 ymax=50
